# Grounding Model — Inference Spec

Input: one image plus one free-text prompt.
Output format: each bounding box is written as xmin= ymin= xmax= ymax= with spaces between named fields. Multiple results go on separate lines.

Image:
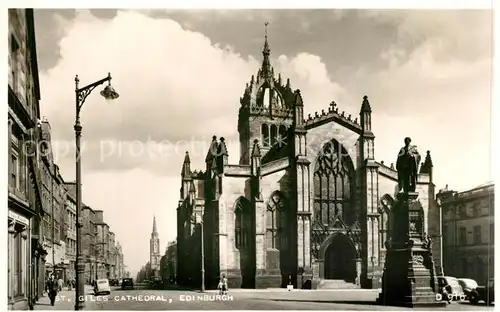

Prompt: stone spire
xmin=361 ymin=95 xmax=372 ymax=113
xmin=420 ymin=150 xmax=433 ymax=174
xmin=181 ymin=151 xmax=191 ymax=177
xmin=251 ymin=139 xmax=262 ymax=158
xmin=152 ymin=215 xmax=157 ymax=235
xmin=260 ymin=22 xmax=273 ymax=81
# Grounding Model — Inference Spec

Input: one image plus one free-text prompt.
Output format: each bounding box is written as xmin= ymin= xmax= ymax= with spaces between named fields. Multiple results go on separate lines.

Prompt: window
xmin=459 ymin=205 xmax=466 ymax=218
xmin=261 ymin=124 xmax=270 ymax=147
xmin=10 ymin=154 xmax=18 ymax=189
xmin=235 ymin=206 xmax=242 ymax=249
xmin=474 ymin=225 xmax=482 ymax=244
xmin=10 ymin=34 xmax=19 ymax=92
xmin=442 ymin=225 xmax=448 ymax=245
xmin=459 ymin=227 xmax=467 ymax=245
xmin=235 ymin=198 xmax=251 ymax=250
xmin=313 ymin=140 xmax=354 ymax=225
xmin=266 ymin=192 xmax=286 ymax=250
xmin=472 ymin=203 xmax=481 ymax=217
xmin=13 ymin=232 xmax=23 ymax=297
xmin=278 ymin=125 xmax=287 ymax=143
xmin=490 ymin=223 xmax=494 ymax=242
xmin=270 ymin=125 xmax=278 ymax=145
xmin=461 ymin=258 xmax=468 ymax=276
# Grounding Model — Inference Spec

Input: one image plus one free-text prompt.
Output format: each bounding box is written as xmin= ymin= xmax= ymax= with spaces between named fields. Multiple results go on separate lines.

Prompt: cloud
xmin=38 ymin=9 xmax=492 ymax=276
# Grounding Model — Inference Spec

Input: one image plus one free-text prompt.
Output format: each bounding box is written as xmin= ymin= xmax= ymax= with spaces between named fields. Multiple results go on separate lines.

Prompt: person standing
xmin=46 ymin=274 xmax=59 ymax=306
xmin=58 ymin=277 xmax=64 ymax=291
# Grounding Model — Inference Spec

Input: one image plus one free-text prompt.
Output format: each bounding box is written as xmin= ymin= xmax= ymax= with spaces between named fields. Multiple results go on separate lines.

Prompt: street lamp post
xmin=74 ymin=73 xmax=119 ymax=310
xmin=190 ymin=200 xmax=205 ymax=293
xmin=436 ymin=197 xmax=444 ymax=276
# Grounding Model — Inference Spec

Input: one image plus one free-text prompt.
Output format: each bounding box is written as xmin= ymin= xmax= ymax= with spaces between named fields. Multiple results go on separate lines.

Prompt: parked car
xmin=94 ymin=279 xmax=111 ymax=296
xmin=458 ymin=278 xmax=479 ymax=302
xmin=122 ymin=278 xmax=134 ymax=290
xmin=150 ymin=277 xmax=162 ymax=289
xmin=438 ymin=276 xmax=465 ymax=301
xmin=475 ymin=278 xmax=494 ymax=305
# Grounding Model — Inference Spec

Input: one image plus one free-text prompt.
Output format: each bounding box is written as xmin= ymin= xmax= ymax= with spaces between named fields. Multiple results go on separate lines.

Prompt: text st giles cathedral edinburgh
xmin=176 ymin=29 xmax=437 ymax=290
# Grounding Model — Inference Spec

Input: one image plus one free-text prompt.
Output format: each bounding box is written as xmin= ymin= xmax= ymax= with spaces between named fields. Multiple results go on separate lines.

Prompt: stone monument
xmin=377 ymin=137 xmax=446 ymax=307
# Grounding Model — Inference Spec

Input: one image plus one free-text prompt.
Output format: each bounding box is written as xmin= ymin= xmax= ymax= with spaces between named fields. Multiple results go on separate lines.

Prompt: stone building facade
xmin=7 ymin=8 xmax=44 ymax=310
xmin=80 ymin=205 xmax=123 ymax=282
xmin=64 ymin=185 xmax=77 ymax=282
xmin=82 ymin=205 xmax=96 ymax=283
xmin=94 ymin=210 xmax=109 ymax=279
xmin=114 ymin=242 xmax=125 ymax=279
xmin=438 ymin=182 xmax=494 ymax=283
xmin=39 ymin=119 xmax=67 ymax=280
xmin=160 ymin=241 xmax=177 ymax=284
xmin=176 ymin=34 xmax=438 ymax=290
xmin=150 ymin=217 xmax=161 ymax=278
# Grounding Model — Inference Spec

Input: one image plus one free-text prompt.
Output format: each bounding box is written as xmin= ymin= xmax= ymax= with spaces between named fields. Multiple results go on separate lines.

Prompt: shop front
xmin=7 ymin=209 xmax=33 ymax=310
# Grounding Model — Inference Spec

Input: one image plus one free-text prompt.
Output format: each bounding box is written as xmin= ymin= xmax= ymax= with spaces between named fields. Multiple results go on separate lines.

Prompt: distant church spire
xmin=261 ymin=22 xmax=273 ymax=80
xmin=152 ymin=215 xmax=157 ymax=235
xmin=150 ymin=215 xmax=160 ymax=278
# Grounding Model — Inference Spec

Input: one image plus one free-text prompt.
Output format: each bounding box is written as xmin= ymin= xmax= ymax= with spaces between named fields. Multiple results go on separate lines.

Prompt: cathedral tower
xmin=238 ymin=23 xmax=296 ymax=164
xmin=150 ymin=216 xmax=161 ymax=278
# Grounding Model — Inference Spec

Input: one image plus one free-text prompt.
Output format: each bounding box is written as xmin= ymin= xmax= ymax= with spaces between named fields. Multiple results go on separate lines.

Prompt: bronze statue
xmin=396 ymin=137 xmax=421 ymax=193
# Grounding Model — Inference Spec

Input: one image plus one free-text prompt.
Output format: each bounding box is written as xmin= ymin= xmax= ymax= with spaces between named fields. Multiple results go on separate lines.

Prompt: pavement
xmin=37 ymin=286 xmax=491 ymax=311
xmin=34 ymin=285 xmax=97 ymax=310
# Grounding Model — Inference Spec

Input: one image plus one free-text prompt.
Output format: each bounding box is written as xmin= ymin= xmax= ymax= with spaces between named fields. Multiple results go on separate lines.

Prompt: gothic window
xmin=266 ymin=192 xmax=287 ymax=250
xmin=278 ymin=125 xmax=287 ymax=142
xmin=257 ymin=86 xmax=284 ymax=109
xmin=379 ymin=195 xmax=394 ymax=247
xmin=261 ymin=124 xmax=270 ymax=147
xmin=235 ymin=198 xmax=250 ymax=250
xmin=313 ymin=140 xmax=354 ymax=226
xmin=270 ymin=125 xmax=278 ymax=145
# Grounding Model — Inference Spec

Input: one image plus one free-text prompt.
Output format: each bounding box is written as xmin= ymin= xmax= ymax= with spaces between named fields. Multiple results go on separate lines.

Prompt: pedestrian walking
xmin=46 ymin=274 xmax=59 ymax=306
xmin=217 ymin=273 xmax=228 ymax=295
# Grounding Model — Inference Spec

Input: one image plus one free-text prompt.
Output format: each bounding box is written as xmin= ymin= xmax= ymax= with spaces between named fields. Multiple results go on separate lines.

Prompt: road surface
xmin=36 ymin=286 xmax=495 ymax=310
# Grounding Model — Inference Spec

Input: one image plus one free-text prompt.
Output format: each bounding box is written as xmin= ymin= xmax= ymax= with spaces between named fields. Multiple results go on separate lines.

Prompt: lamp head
xmin=100 ymin=84 xmax=119 ymax=100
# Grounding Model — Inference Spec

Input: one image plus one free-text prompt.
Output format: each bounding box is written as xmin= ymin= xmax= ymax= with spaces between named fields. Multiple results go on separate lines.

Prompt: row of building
xmin=438 ymin=182 xmax=495 ymax=284
xmin=160 ymin=241 xmax=177 ymax=284
xmin=7 ymin=9 xmax=127 ymax=310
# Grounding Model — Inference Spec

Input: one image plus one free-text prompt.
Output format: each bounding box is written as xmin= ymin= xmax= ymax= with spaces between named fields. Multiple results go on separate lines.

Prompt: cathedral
xmin=150 ymin=216 xmax=161 ymax=278
xmin=176 ymin=31 xmax=438 ymax=290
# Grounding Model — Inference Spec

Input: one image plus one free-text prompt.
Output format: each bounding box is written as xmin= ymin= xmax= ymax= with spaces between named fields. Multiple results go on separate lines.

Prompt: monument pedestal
xmin=377 ymin=192 xmax=446 ymax=307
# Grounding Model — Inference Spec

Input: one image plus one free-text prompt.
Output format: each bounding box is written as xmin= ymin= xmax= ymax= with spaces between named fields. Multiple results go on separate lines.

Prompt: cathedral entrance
xmin=324 ymin=234 xmax=357 ymax=282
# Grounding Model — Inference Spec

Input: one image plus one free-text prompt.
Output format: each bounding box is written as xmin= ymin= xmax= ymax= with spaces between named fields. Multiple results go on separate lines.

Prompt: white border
xmin=0 ymin=2 xmax=497 ymax=312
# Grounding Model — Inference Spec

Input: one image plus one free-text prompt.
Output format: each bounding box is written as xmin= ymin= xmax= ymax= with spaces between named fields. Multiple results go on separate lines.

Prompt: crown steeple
xmin=260 ymin=22 xmax=273 ymax=81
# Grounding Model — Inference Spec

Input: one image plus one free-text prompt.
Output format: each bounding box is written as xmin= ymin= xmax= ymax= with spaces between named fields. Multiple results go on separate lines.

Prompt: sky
xmin=33 ymin=9 xmax=493 ymax=277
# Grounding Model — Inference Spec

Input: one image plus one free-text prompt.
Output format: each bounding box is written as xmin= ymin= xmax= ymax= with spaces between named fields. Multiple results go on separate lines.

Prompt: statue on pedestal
xmin=396 ymin=137 xmax=421 ymax=193
xmin=377 ymin=137 xmax=444 ymax=307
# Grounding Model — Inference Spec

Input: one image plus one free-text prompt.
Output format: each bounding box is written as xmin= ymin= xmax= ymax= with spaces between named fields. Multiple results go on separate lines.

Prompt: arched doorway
xmin=324 ymin=234 xmax=357 ymax=282
xmin=235 ymin=197 xmax=255 ymax=288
